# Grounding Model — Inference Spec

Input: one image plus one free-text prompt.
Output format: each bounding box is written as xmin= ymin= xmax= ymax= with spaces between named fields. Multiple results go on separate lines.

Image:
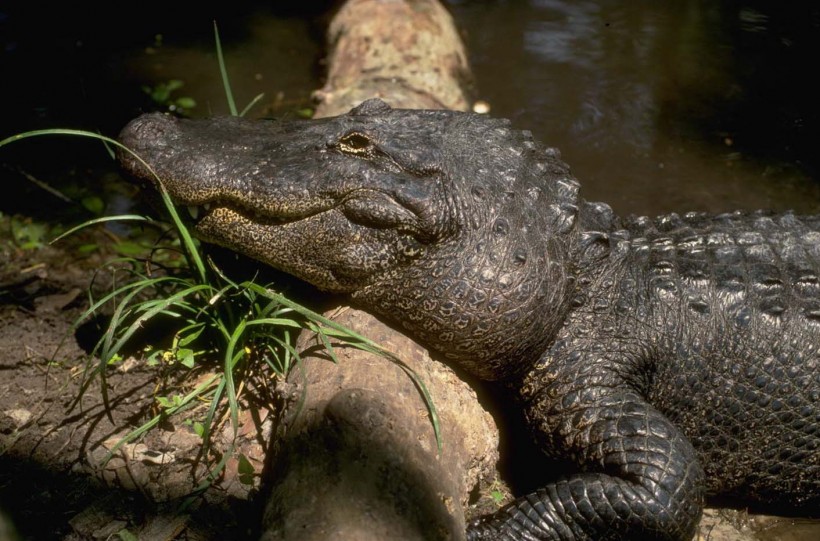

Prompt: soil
xmin=0 ymin=226 xmax=272 ymax=540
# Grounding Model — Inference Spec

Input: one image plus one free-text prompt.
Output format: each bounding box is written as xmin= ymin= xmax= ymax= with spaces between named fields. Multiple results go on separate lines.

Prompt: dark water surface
xmin=0 ymin=3 xmax=325 ymax=218
xmin=2 ymin=1 xmax=819 ymax=219
xmin=450 ymin=0 xmax=820 ymax=216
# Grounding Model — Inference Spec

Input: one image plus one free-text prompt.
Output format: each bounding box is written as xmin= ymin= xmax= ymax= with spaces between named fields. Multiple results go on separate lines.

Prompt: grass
xmin=1 ymin=129 xmax=440 ymax=493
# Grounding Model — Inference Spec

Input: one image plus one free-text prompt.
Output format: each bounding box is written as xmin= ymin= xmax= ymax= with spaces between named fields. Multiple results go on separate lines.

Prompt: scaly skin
xmin=472 ymin=209 xmax=820 ymax=540
xmin=118 ymin=99 xmax=819 ymax=540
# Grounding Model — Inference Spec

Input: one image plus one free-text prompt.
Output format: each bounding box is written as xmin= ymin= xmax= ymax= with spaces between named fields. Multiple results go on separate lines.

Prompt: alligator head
xmin=118 ymin=99 xmax=583 ymax=380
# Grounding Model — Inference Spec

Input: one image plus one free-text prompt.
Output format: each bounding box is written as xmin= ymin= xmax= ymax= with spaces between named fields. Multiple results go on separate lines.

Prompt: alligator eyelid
xmin=336 ymin=133 xmax=438 ymax=177
xmin=337 ymin=132 xmax=374 ymax=156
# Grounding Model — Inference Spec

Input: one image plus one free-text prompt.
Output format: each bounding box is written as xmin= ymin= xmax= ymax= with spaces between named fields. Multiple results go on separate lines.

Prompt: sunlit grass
xmin=2 ymin=128 xmax=440 ymax=474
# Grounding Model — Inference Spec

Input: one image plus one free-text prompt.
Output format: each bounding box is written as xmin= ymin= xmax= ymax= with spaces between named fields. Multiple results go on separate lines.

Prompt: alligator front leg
xmin=468 ymin=372 xmax=705 ymax=540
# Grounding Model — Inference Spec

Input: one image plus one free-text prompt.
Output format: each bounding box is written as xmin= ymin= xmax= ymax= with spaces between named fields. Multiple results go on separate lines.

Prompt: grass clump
xmin=0 ymin=129 xmax=440 ymax=485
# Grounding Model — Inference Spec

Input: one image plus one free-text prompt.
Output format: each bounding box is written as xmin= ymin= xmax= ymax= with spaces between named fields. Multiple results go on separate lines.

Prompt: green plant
xmin=139 ymin=31 xmax=197 ymax=116
xmin=7 ymin=215 xmax=50 ymax=250
xmin=2 ymin=127 xmax=439 ymax=471
xmin=142 ymin=79 xmax=198 ymax=115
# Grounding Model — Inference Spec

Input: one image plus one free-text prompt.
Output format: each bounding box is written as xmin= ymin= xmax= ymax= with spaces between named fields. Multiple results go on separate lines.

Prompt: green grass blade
xmin=213 ymin=21 xmax=238 ymax=116
xmin=199 ymin=375 xmax=227 ymax=450
xmin=222 ymin=320 xmax=247 ymax=438
xmin=51 ymin=215 xmax=153 ymax=244
xmin=244 ymin=318 xmax=304 ymax=330
xmin=243 ymin=282 xmax=442 ymax=450
xmin=394 ymin=363 xmax=442 ymax=453
xmin=265 ymin=333 xmax=300 ymax=375
xmin=105 ymin=284 xmax=213 ymax=357
xmin=67 ymin=275 xmax=176 ymax=337
xmin=181 ymin=440 xmax=235 ymax=511
xmin=61 ymin=275 xmax=179 ymax=411
xmin=154 ymin=185 xmax=207 ymax=284
xmin=239 ymin=93 xmax=265 ymax=118
xmin=206 ymin=255 xmax=241 ymax=288
xmin=306 ymin=321 xmax=340 ymax=364
xmin=0 ymin=128 xmax=209 ymax=284
xmin=70 ymin=279 xmax=158 ymax=416
xmin=244 ymin=283 xmax=379 ymax=346
xmin=103 ymin=373 xmax=220 ymax=462
xmin=0 ymin=128 xmax=117 ymax=149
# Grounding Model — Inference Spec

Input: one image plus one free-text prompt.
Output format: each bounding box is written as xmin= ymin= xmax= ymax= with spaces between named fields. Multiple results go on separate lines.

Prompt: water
xmin=450 ymin=0 xmax=820 ymax=216
xmin=0 ymin=3 xmax=324 ymax=218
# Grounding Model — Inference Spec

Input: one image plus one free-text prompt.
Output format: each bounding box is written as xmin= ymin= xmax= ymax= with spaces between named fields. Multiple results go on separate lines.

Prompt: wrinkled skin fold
xmin=119 ymin=99 xmax=819 ymax=540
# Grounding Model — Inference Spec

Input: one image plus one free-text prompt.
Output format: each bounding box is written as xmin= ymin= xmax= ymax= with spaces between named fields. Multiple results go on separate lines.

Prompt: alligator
xmin=118 ymin=98 xmax=819 ymax=541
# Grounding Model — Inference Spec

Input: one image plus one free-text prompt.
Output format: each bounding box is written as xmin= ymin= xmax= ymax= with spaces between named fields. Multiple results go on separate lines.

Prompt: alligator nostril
xmin=119 ymin=112 xmax=180 ymax=149
xmin=117 ymin=113 xmax=182 ymax=176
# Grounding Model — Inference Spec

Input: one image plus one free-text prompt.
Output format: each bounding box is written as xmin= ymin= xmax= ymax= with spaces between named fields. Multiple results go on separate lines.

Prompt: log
xmin=262 ymin=310 xmax=498 ymax=541
xmin=313 ymin=0 xmax=473 ymax=116
xmin=261 ymin=1 xmax=498 ymax=540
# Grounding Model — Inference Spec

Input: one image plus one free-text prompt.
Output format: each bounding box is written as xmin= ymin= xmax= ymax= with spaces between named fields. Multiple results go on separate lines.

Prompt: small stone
xmin=2 ymin=408 xmax=32 ymax=429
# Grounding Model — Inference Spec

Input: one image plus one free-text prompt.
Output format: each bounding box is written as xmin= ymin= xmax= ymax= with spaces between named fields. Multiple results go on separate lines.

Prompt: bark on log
xmin=262 ymin=310 xmax=498 ymax=541
xmin=313 ymin=0 xmax=473 ymax=116
xmin=261 ymin=2 xmax=498 ymax=541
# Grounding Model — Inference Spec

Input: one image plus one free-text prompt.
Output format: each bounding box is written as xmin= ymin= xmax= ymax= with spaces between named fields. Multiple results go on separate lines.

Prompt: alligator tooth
xmin=187 ymin=206 xmax=199 ymax=220
xmin=203 ymin=203 xmax=211 ymax=212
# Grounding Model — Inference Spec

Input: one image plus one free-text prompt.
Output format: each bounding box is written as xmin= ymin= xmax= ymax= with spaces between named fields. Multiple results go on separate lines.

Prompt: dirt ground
xmin=0 ymin=227 xmax=274 ymax=540
xmin=1 ymin=222 xmax=818 ymax=541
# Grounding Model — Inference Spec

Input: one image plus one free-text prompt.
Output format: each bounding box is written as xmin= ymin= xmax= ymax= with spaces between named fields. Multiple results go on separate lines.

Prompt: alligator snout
xmin=119 ymin=112 xmax=180 ymax=150
xmin=117 ymin=113 xmax=181 ymax=179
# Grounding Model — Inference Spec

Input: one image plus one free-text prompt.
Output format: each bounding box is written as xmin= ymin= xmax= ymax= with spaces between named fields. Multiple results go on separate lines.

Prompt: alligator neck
xmin=353 ymin=179 xmax=591 ymax=382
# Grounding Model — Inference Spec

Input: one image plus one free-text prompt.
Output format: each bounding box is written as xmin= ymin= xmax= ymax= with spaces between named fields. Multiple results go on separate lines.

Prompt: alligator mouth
xmin=184 ymin=204 xmax=210 ymax=222
xmin=177 ymin=187 xmax=418 ymax=230
xmin=179 ymin=200 xmax=324 ymax=227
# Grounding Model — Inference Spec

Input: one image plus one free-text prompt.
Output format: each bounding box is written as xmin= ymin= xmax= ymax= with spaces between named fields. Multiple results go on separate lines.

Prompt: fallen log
xmin=313 ymin=0 xmax=473 ymax=115
xmin=260 ymin=1 xmax=499 ymax=540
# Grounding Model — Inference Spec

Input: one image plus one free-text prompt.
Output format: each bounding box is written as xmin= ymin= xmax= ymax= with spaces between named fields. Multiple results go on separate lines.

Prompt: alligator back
xmin=622 ymin=209 xmax=820 ymax=326
xmin=487 ymin=209 xmax=820 ymax=540
xmin=608 ymin=210 xmax=819 ymax=503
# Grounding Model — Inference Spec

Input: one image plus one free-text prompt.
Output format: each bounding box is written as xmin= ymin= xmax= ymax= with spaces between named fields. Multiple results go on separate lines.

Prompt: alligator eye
xmin=338 ymin=132 xmax=373 ymax=156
